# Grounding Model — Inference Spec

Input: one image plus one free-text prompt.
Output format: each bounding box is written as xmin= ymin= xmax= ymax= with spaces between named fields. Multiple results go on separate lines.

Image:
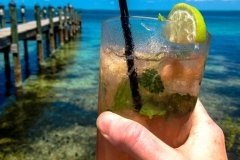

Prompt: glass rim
xmin=103 ymin=16 xmax=159 ymax=22
xmin=101 ymin=16 xmax=211 ymax=58
xmin=102 ymin=16 xmax=211 ymax=39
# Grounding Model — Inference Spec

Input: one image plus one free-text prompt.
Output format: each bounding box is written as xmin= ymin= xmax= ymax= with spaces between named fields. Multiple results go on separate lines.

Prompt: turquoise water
xmin=0 ymin=10 xmax=240 ymax=159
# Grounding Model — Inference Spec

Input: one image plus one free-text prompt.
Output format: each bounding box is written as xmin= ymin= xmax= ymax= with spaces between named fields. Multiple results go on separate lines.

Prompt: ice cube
xmin=160 ymin=57 xmax=201 ymax=96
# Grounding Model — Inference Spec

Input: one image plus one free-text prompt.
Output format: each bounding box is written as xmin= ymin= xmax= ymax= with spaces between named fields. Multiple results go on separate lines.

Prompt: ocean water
xmin=0 ymin=10 xmax=239 ymax=159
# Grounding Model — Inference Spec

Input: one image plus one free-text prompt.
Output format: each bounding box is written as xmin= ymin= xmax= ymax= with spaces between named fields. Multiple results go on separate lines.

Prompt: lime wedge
xmin=166 ymin=3 xmax=207 ymax=44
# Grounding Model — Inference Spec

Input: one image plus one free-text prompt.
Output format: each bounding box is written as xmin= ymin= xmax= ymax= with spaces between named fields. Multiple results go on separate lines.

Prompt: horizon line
xmin=79 ymin=9 xmax=240 ymax=11
xmin=12 ymin=8 xmax=240 ymax=12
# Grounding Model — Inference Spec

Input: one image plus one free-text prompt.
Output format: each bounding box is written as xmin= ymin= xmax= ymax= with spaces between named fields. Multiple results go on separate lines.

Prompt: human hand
xmin=96 ymin=99 xmax=228 ymax=160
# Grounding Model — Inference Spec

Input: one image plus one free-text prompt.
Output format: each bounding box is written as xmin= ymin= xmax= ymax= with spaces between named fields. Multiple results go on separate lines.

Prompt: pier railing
xmin=0 ymin=3 xmax=82 ymax=88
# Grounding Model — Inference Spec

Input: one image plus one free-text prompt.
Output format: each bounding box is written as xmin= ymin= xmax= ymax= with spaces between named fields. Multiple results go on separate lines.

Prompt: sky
xmin=0 ymin=0 xmax=240 ymax=11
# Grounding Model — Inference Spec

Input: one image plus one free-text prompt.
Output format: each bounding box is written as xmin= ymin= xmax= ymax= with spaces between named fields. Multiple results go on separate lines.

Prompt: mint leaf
xmin=158 ymin=13 xmax=166 ymax=21
xmin=113 ymin=80 xmax=132 ymax=111
xmin=140 ymin=102 xmax=166 ymax=119
xmin=139 ymin=69 xmax=164 ymax=93
xmin=167 ymin=93 xmax=197 ymax=114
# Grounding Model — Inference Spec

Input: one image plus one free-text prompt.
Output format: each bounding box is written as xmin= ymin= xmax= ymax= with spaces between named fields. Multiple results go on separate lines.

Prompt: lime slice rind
xmin=166 ymin=3 xmax=207 ymax=44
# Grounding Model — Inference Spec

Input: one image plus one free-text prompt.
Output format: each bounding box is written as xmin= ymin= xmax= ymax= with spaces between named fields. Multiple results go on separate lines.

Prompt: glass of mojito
xmin=97 ymin=3 xmax=210 ymax=160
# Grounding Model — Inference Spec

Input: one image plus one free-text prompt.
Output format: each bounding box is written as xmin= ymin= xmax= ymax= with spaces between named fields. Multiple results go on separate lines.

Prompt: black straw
xmin=118 ymin=0 xmax=142 ymax=111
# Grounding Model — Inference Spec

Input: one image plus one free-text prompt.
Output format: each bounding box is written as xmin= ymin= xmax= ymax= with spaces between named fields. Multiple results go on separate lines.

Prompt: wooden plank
xmin=0 ymin=17 xmax=67 ymax=50
xmin=0 ymin=17 xmax=66 ymax=39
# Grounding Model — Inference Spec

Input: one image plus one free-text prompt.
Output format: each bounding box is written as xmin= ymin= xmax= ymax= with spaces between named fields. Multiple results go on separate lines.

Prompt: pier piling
xmin=9 ymin=2 xmax=22 ymax=87
xmin=35 ymin=4 xmax=44 ymax=65
xmin=64 ymin=6 xmax=69 ymax=42
xmin=52 ymin=7 xmax=58 ymax=50
xmin=68 ymin=4 xmax=73 ymax=39
xmin=20 ymin=5 xmax=29 ymax=68
xmin=74 ymin=9 xmax=77 ymax=36
xmin=71 ymin=8 xmax=75 ymax=36
xmin=20 ymin=5 xmax=26 ymax=23
xmin=48 ymin=6 xmax=56 ymax=55
xmin=0 ymin=3 xmax=82 ymax=88
xmin=0 ymin=4 xmax=5 ymax=28
xmin=74 ymin=11 xmax=78 ymax=33
xmin=58 ymin=7 xmax=64 ymax=47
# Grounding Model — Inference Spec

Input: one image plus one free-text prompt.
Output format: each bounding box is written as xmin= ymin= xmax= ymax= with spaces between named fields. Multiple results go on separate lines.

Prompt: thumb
xmin=97 ymin=111 xmax=182 ymax=160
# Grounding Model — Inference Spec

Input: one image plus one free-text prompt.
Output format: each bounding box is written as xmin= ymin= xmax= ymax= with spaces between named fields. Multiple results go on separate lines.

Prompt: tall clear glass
xmin=97 ymin=16 xmax=210 ymax=160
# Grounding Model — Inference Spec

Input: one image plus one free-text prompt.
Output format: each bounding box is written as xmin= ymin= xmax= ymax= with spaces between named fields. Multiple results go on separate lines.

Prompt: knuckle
xmin=208 ymin=120 xmax=226 ymax=141
xmin=215 ymin=124 xmax=225 ymax=140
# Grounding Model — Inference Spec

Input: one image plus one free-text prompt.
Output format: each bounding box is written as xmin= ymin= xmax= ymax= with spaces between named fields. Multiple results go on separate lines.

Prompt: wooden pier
xmin=0 ymin=3 xmax=81 ymax=88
